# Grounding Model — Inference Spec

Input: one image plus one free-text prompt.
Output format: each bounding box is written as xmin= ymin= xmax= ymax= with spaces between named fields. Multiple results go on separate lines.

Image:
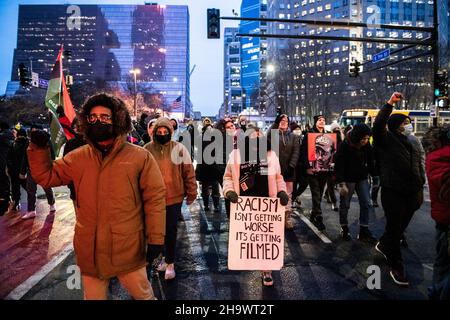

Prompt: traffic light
xmin=207 ymin=8 xmax=220 ymax=39
xmin=63 ymin=49 xmax=72 ymax=61
xmin=435 ymin=70 xmax=448 ymax=98
xmin=18 ymin=63 xmax=31 ymax=87
xmin=349 ymin=60 xmax=361 ymax=77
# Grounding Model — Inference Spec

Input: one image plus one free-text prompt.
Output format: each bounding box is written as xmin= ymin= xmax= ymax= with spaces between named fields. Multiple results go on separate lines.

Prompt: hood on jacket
xmin=348 ymin=123 xmax=372 ymax=144
xmin=153 ymin=117 xmax=174 ymax=142
xmin=79 ymin=93 xmax=132 ymax=138
xmin=387 ymin=113 xmax=410 ymax=133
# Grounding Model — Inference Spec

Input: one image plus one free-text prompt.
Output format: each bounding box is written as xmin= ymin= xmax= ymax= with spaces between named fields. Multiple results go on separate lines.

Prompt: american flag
xmin=170 ymin=95 xmax=182 ymax=111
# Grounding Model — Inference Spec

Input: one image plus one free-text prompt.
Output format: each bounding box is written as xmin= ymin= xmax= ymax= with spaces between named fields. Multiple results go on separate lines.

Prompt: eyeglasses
xmin=87 ymin=113 xmax=112 ymax=124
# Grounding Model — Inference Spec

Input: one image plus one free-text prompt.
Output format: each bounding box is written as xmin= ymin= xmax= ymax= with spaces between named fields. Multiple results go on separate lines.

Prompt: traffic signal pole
xmin=432 ymin=0 xmax=440 ymax=126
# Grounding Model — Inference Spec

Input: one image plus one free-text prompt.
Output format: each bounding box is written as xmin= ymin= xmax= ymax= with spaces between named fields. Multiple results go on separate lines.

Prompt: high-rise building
xmin=240 ymin=0 xmax=268 ymax=112
xmin=221 ymin=27 xmax=243 ymax=118
xmin=267 ymin=0 xmax=449 ymax=120
xmin=7 ymin=4 xmax=191 ymax=119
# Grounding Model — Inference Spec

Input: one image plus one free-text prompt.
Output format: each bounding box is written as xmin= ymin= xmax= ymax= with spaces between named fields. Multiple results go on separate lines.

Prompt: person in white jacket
xmin=223 ymin=125 xmax=288 ymax=287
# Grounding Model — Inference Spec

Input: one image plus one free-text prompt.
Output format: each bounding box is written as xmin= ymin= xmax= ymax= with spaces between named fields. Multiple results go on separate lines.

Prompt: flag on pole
xmin=170 ymin=95 xmax=182 ymax=111
xmin=44 ymin=46 xmax=76 ymax=155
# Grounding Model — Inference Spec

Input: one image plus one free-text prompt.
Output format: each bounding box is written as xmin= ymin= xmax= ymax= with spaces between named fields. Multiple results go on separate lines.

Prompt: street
xmin=0 ymin=184 xmax=435 ymax=300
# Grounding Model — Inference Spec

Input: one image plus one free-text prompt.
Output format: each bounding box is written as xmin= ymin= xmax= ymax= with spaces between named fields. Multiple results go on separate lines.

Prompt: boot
xmin=310 ymin=213 xmax=325 ymax=231
xmin=340 ymin=225 xmax=351 ymax=241
xmin=358 ymin=226 xmax=377 ymax=244
xmin=285 ymin=210 xmax=294 ymax=230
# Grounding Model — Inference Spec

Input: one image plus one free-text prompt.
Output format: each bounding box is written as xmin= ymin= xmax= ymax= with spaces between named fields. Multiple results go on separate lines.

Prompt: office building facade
xmin=8 ymin=4 xmax=191 ymax=119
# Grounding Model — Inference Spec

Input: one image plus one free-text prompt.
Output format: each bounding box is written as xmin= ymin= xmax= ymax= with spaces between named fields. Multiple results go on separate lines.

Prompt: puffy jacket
xmin=144 ymin=117 xmax=197 ymax=206
xmin=334 ymin=134 xmax=376 ymax=183
xmin=372 ymin=104 xmax=425 ymax=194
xmin=269 ymin=129 xmax=300 ymax=182
xmin=426 ymin=145 xmax=450 ymax=225
xmin=223 ymin=149 xmax=287 ymax=198
xmin=28 ymin=136 xmax=167 ymax=279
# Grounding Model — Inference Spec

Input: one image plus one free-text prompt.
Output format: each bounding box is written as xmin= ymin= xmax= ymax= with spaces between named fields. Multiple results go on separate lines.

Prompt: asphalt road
xmin=0 ymin=184 xmax=436 ymax=300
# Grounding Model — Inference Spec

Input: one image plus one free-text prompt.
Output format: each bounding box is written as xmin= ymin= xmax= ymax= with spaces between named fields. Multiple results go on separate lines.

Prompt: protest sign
xmin=228 ymin=196 xmax=285 ymax=270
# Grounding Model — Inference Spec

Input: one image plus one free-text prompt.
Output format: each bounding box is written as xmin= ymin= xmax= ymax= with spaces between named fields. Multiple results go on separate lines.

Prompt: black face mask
xmin=86 ymin=121 xmax=114 ymax=142
xmin=155 ymin=133 xmax=171 ymax=145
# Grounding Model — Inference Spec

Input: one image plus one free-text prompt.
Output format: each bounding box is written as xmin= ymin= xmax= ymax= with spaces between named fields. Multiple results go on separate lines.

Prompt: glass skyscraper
xmin=8 ymin=4 xmax=191 ymax=119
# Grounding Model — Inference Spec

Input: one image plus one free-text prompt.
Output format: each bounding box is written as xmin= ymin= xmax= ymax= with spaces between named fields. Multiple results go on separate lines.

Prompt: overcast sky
xmin=0 ymin=0 xmax=242 ymax=116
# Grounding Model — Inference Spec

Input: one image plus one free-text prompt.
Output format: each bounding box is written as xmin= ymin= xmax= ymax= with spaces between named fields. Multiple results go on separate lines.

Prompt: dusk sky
xmin=0 ymin=0 xmax=242 ymax=116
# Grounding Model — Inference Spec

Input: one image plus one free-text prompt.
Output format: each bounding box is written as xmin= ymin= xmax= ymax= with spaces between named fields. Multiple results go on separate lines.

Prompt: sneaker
xmin=390 ymin=266 xmax=409 ymax=287
xmin=157 ymin=258 xmax=168 ymax=272
xmin=49 ymin=204 xmax=56 ymax=213
xmin=341 ymin=226 xmax=351 ymax=241
xmin=331 ymin=203 xmax=339 ymax=212
xmin=22 ymin=211 xmax=36 ymax=220
xmin=310 ymin=214 xmax=326 ymax=231
xmin=375 ymin=241 xmax=388 ymax=261
xmin=358 ymin=227 xmax=377 ymax=244
xmin=165 ymin=263 xmax=176 ymax=280
xmin=262 ymin=272 xmax=273 ymax=287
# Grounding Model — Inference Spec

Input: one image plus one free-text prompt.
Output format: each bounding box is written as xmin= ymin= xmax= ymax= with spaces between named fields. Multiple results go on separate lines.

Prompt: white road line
xmin=293 ymin=211 xmax=332 ymax=244
xmin=5 ymin=243 xmax=74 ymax=300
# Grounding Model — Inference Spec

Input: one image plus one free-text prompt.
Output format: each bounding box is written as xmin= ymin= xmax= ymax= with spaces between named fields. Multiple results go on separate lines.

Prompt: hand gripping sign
xmin=228 ymin=196 xmax=285 ymax=270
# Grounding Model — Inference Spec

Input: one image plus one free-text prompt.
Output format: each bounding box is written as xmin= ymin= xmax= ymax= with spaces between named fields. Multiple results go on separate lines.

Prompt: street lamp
xmin=129 ymin=68 xmax=141 ymax=119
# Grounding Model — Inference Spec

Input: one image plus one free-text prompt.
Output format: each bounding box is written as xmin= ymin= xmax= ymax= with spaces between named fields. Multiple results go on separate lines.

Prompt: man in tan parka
xmin=27 ymin=93 xmax=166 ymax=300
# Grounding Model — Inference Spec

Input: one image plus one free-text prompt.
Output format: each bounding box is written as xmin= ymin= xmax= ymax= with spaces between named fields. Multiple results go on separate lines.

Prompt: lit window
xmin=309 ymin=8 xmax=315 ymax=14
xmin=279 ymin=13 xmax=285 ymax=18
xmin=389 ymin=31 xmax=398 ymax=38
xmin=302 ymin=10 xmax=307 ymax=16
xmin=403 ymin=32 xmax=412 ymax=39
xmin=317 ymin=6 xmax=323 ymax=12
xmin=325 ymin=4 xmax=331 ymax=10
xmin=279 ymin=24 xmax=285 ymax=29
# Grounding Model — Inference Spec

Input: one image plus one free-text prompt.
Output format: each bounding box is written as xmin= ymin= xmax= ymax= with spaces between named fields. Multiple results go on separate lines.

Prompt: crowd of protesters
xmin=0 ymin=91 xmax=449 ymax=299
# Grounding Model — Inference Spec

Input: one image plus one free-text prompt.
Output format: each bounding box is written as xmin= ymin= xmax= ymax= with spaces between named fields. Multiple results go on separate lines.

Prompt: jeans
xmin=164 ymin=203 xmax=182 ymax=264
xmin=339 ymin=179 xmax=372 ymax=227
xmin=324 ymin=175 xmax=337 ymax=205
xmin=27 ymin=171 xmax=55 ymax=212
xmin=201 ymin=180 xmax=220 ymax=209
xmin=307 ymin=173 xmax=329 ymax=216
xmin=11 ymin=175 xmax=27 ymax=204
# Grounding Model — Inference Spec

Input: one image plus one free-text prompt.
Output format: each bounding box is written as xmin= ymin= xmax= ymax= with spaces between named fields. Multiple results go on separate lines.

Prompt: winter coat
xmin=7 ymin=136 xmax=28 ymax=177
xmin=334 ymin=133 xmax=376 ymax=183
xmin=196 ymin=127 xmax=221 ymax=182
xmin=223 ymin=149 xmax=287 ymax=198
xmin=63 ymin=134 xmax=87 ymax=200
xmin=27 ymin=98 xmax=167 ymax=280
xmin=372 ymin=104 xmax=425 ymax=195
xmin=268 ymin=129 xmax=300 ymax=182
xmin=426 ymin=145 xmax=450 ymax=226
xmin=144 ymin=118 xmax=197 ymax=206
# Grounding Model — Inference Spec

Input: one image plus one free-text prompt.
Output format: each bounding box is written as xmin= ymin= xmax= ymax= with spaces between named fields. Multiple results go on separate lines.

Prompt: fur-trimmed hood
xmin=153 ymin=117 xmax=174 ymax=140
xmin=78 ymin=93 xmax=132 ymax=138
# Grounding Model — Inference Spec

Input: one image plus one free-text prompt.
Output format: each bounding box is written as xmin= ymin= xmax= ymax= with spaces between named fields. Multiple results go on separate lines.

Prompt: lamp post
xmin=129 ymin=68 xmax=141 ymax=119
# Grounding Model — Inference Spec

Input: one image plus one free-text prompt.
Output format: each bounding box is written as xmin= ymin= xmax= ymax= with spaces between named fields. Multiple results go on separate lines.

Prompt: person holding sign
xmin=299 ymin=115 xmax=336 ymax=231
xmin=223 ymin=124 xmax=288 ymax=287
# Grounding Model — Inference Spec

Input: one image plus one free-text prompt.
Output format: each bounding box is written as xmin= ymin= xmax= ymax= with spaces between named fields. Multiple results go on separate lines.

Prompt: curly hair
xmin=78 ymin=93 xmax=132 ymax=136
xmin=422 ymin=125 xmax=450 ymax=153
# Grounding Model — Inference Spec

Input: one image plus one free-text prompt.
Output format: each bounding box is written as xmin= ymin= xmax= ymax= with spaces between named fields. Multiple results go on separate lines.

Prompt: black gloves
xmin=146 ymin=244 xmax=163 ymax=264
xmin=226 ymin=191 xmax=239 ymax=203
xmin=277 ymin=191 xmax=289 ymax=206
xmin=30 ymin=130 xmax=50 ymax=148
